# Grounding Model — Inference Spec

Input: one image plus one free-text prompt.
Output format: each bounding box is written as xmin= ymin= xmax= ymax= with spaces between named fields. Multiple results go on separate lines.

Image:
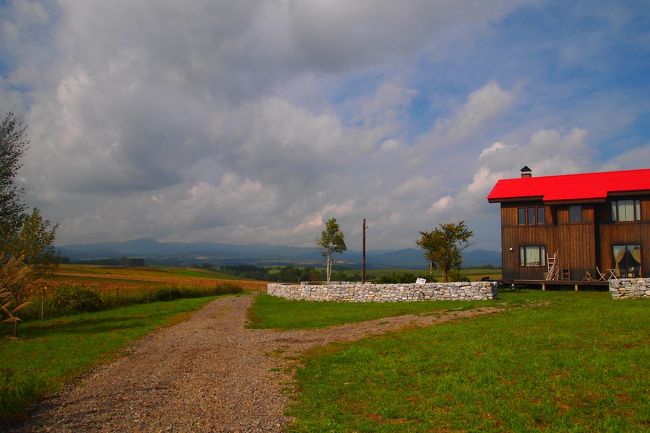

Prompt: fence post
xmin=41 ymin=286 xmax=46 ymax=320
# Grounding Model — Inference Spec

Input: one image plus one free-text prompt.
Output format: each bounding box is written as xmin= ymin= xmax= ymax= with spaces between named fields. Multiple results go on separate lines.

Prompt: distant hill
xmin=57 ymin=238 xmax=501 ymax=268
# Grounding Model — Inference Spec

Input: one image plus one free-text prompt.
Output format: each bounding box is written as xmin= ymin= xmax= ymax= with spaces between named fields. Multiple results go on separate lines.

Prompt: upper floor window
xmin=611 ymin=200 xmax=640 ymax=222
xmin=569 ymin=205 xmax=582 ymax=223
xmin=518 ymin=206 xmax=545 ymax=225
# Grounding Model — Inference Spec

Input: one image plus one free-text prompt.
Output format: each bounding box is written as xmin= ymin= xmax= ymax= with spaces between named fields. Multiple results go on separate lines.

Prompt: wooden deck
xmin=501 ymin=279 xmax=610 ymax=291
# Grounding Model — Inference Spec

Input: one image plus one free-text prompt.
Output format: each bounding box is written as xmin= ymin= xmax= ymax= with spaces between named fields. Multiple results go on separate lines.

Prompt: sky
xmin=1 ymin=0 xmax=650 ymax=251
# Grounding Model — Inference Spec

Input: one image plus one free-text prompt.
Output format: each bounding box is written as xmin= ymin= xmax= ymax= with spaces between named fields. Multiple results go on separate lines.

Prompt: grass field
xmin=248 ymin=293 xmax=520 ymax=330
xmin=0 ymin=296 xmax=221 ymax=422
xmin=284 ymin=291 xmax=650 ymax=433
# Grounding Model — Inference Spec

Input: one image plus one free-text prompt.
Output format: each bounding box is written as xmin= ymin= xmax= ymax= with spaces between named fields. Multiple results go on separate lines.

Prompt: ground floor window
xmin=520 ymin=245 xmax=546 ymax=267
xmin=612 ymin=244 xmax=642 ymax=277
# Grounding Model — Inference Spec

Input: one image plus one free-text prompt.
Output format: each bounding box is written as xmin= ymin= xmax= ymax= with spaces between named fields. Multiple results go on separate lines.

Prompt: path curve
xmin=14 ymin=294 xmax=504 ymax=433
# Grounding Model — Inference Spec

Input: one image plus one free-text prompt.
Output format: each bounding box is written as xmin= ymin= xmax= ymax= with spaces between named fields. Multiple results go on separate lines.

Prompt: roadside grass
xmin=247 ymin=291 xmax=536 ymax=330
xmin=288 ymin=291 xmax=650 ymax=433
xmin=0 ymin=296 xmax=218 ymax=423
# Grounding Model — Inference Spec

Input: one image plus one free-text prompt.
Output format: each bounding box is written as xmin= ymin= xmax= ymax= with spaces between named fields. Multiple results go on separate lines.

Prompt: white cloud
xmin=427 ymin=195 xmax=453 ymax=213
xmin=479 ymin=141 xmax=511 ymax=160
xmin=423 ymin=81 xmax=517 ymax=147
xmin=602 ymin=143 xmax=650 ymax=171
xmin=4 ymin=0 xmax=648 ymax=251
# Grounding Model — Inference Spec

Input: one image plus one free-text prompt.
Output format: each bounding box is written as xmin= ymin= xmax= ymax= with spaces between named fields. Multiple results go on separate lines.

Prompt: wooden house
xmin=487 ymin=167 xmax=650 ymax=286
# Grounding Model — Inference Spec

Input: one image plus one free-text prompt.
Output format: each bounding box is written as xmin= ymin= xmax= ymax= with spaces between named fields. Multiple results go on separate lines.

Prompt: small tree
xmin=317 ymin=218 xmax=347 ymax=282
xmin=416 ymin=221 xmax=473 ymax=282
xmin=4 ymin=208 xmax=59 ymax=279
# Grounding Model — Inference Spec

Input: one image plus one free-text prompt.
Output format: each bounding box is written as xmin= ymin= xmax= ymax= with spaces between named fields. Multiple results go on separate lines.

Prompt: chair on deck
xmin=595 ymin=267 xmax=608 ymax=281
xmin=560 ymin=268 xmax=571 ymax=280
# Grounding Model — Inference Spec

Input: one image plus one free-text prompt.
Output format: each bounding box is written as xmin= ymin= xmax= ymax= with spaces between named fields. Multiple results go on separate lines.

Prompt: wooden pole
xmin=41 ymin=286 xmax=46 ymax=320
xmin=362 ymin=218 xmax=367 ymax=284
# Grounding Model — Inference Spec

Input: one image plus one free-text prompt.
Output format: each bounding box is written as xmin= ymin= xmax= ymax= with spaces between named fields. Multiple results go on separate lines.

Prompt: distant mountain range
xmin=57 ymin=237 xmax=501 ymax=269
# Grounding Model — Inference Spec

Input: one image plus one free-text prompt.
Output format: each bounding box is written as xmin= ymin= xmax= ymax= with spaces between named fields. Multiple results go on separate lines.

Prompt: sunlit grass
xmin=248 ymin=291 xmax=537 ymax=330
xmin=288 ymin=292 xmax=650 ymax=432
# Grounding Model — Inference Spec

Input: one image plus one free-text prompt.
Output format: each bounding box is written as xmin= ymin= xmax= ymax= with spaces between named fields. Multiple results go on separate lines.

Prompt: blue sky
xmin=1 ymin=0 xmax=649 ymax=250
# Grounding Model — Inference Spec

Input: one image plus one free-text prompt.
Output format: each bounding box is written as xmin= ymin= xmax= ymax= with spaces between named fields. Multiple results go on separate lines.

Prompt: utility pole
xmin=362 ymin=218 xmax=367 ymax=284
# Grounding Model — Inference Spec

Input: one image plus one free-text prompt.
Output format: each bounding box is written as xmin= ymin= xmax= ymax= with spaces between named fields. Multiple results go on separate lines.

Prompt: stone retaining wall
xmin=609 ymin=278 xmax=650 ymax=299
xmin=267 ymin=281 xmax=498 ymax=302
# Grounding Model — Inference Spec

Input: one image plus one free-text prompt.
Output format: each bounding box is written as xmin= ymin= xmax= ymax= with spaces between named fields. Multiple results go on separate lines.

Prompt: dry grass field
xmin=46 ymin=264 xmax=267 ymax=295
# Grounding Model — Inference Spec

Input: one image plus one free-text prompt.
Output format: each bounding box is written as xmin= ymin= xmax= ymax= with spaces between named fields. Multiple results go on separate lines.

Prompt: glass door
xmin=612 ymin=244 xmax=642 ymax=277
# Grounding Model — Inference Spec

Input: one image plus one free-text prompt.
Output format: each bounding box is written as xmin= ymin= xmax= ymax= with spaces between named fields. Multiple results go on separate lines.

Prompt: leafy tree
xmin=416 ymin=221 xmax=473 ymax=282
xmin=0 ymin=110 xmax=29 ymax=238
xmin=316 ymin=218 xmax=347 ymax=282
xmin=4 ymin=208 xmax=59 ymax=279
xmin=0 ymin=110 xmax=59 ymax=276
xmin=278 ymin=265 xmax=302 ymax=283
xmin=0 ymin=110 xmax=58 ymax=333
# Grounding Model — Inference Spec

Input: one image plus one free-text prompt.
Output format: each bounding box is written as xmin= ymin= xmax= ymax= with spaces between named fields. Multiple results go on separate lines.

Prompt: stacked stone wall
xmin=609 ymin=278 xmax=650 ymax=299
xmin=267 ymin=281 xmax=497 ymax=302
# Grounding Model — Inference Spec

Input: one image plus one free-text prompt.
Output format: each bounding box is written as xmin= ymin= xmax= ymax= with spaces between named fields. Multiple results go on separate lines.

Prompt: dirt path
xmin=15 ymin=294 xmax=504 ymax=433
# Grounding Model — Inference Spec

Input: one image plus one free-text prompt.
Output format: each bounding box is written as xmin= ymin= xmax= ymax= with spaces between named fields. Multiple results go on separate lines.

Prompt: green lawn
xmin=0 ymin=296 xmax=218 ymax=422
xmin=248 ymin=293 xmax=518 ymax=330
xmin=287 ymin=291 xmax=650 ymax=432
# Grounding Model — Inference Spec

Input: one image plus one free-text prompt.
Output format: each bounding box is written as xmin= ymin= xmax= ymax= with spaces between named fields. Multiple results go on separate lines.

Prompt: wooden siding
xmin=598 ymin=197 xmax=650 ymax=277
xmin=501 ymin=203 xmax=597 ymax=280
xmin=599 ymin=222 xmax=650 ymax=276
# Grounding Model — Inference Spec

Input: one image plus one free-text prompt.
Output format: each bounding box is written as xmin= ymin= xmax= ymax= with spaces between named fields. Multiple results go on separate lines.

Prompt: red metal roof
xmin=487 ymin=168 xmax=650 ymax=203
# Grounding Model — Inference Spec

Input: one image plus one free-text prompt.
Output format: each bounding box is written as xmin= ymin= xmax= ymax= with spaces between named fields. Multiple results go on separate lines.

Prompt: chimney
xmin=520 ymin=166 xmax=532 ymax=178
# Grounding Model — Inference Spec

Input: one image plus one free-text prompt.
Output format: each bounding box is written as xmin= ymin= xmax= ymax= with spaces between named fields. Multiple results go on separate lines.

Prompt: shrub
xmin=448 ymin=270 xmax=470 ymax=282
xmin=153 ymin=288 xmax=184 ymax=301
xmin=212 ymin=282 xmax=243 ymax=295
xmin=378 ymin=272 xmax=433 ymax=284
xmin=0 ymin=367 xmax=41 ymax=421
xmin=153 ymin=283 xmax=243 ymax=301
xmin=52 ymin=285 xmax=103 ymax=313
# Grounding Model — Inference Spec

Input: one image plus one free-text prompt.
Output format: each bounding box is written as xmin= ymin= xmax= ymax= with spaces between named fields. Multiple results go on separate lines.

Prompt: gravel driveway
xmin=13 ymin=294 xmax=502 ymax=433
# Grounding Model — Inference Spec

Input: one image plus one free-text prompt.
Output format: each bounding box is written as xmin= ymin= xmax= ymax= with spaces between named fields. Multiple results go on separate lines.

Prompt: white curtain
xmin=630 ymin=246 xmax=642 ymax=276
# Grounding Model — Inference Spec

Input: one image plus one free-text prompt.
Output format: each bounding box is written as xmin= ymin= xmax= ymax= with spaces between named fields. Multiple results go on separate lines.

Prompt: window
xmin=520 ymin=245 xmax=546 ymax=267
xmin=612 ymin=200 xmax=641 ymax=222
xmin=517 ymin=206 xmax=545 ymax=225
xmin=527 ymin=207 xmax=535 ymax=226
xmin=569 ymin=205 xmax=582 ymax=223
xmin=612 ymin=244 xmax=642 ymax=277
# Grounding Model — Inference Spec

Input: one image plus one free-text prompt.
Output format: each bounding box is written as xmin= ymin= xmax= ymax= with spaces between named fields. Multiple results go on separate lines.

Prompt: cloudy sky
xmin=2 ymin=0 xmax=650 ymax=250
